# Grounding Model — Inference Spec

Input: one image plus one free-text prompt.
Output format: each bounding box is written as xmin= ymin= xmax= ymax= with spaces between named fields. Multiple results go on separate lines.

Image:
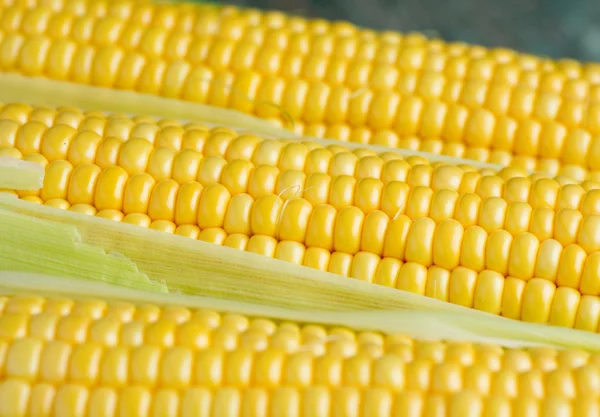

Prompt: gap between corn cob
xmin=0 ymin=73 xmax=504 ymax=171
xmin=4 ymin=271 xmax=600 ymax=351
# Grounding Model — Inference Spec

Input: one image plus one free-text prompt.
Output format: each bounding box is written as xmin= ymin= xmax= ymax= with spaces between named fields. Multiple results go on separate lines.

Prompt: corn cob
xmin=6 ymin=104 xmax=600 ymax=332
xmin=0 ymin=298 xmax=594 ymax=417
xmin=0 ymin=0 xmax=594 ymax=87
xmin=1 ymin=2 xmax=600 ymax=180
xmin=0 ymin=271 xmax=597 ymax=417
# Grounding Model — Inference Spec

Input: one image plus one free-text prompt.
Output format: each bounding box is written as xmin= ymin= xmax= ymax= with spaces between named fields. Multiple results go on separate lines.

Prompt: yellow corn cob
xmin=7 ymin=104 xmax=600 ymax=332
xmin=0 ymin=0 xmax=593 ymax=85
xmin=1 ymin=2 xmax=600 ymax=181
xmin=0 ymin=286 xmax=598 ymax=417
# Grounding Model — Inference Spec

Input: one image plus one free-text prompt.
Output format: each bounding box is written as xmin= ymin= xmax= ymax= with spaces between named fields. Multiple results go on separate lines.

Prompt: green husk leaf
xmin=0 ymin=156 xmax=44 ymax=191
xmin=0 ymin=205 xmax=168 ymax=293
xmin=2 ymin=196 xmax=600 ymax=351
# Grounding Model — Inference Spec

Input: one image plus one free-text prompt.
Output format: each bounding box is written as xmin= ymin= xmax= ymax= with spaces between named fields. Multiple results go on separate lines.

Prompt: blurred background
xmin=214 ymin=0 xmax=600 ymax=62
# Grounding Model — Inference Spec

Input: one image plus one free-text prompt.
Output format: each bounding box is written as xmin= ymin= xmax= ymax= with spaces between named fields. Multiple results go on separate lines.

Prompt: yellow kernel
xmin=474 ymin=270 xmax=505 ymax=315
xmin=521 ymin=278 xmax=556 ymax=323
xmin=549 ymin=287 xmax=581 ymax=329
xmin=501 ymin=277 xmax=526 ymax=320
xmin=404 ymin=217 xmax=435 ymax=267
xmin=460 ymin=226 xmax=487 ymax=272
xmin=449 ymin=267 xmax=478 ymax=308
xmin=0 ymin=380 xmax=30 ymax=417
xmin=581 ymin=252 xmax=600 ymax=296
xmin=333 ymin=206 xmax=365 ymax=254
xmin=329 ymin=252 xmax=354 ymax=277
xmin=508 ymin=233 xmax=539 ymax=280
xmin=198 ymin=183 xmax=231 ymax=229
xmin=397 ymin=262 xmax=428 ymax=295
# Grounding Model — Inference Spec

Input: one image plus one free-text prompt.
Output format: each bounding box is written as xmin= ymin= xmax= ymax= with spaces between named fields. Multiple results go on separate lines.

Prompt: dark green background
xmin=211 ymin=0 xmax=600 ymax=62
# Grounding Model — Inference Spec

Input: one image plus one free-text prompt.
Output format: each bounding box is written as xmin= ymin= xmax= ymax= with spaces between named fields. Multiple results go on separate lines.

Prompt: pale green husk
xmin=0 ymin=157 xmax=44 ymax=191
xmin=2 ymin=196 xmax=600 ymax=351
xmin=0 ymin=206 xmax=168 ymax=293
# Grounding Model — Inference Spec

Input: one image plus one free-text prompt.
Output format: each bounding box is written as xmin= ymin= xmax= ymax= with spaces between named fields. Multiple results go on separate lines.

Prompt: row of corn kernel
xmin=3 ymin=151 xmax=598 ymax=247
xmin=0 ymin=337 xmax=597 ymax=397
xmin=0 ymin=11 xmax=523 ymax=93
xmin=3 ymin=147 xmax=516 ymax=212
xmin=0 ymin=316 xmax=597 ymax=416
xmin=2 ymin=378 xmax=600 ymax=417
xmin=0 ymin=49 xmax=597 ymax=185
xmin=0 ymin=293 xmax=598 ymax=381
xmin=0 ymin=1 xmax=220 ymax=28
xmin=1 ymin=22 xmax=598 ymax=136
xmin=8 ymin=124 xmax=588 ymax=214
xmin=13 ymin=109 xmax=600 ymax=193
xmin=0 ymin=4 xmax=487 ymax=61
xmin=0 ymin=294 xmax=399 ymax=353
xmin=0 ymin=111 xmax=578 ymax=195
xmin=0 ymin=110 xmax=211 ymax=145
xmin=3 ymin=144 xmax=510 ymax=213
xmin=17 ymin=170 xmax=600 ymax=261
xmin=0 ymin=108 xmax=448 ymax=167
xmin=1 ymin=120 xmax=483 ymax=183
xmin=2 ymin=294 xmax=600 ymax=413
xmin=5 ymin=4 xmax=600 ymax=180
xmin=0 ymin=113 xmax=505 ymax=185
xmin=293 ymin=130 xmax=593 ymax=182
xmin=1 ymin=102 xmax=597 ymax=187
xmin=15 ymin=149 xmax=600 ymax=231
xmin=181 ymin=42 xmax=600 ymax=105
xmin=2 ymin=294 xmax=599 ymax=371
xmin=289 ymin=92 xmax=600 ymax=157
xmin=0 ymin=103 xmax=199 ymax=134
xmin=5 ymin=142 xmax=600 ymax=242
xmin=0 ymin=154 xmax=585 ymax=240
